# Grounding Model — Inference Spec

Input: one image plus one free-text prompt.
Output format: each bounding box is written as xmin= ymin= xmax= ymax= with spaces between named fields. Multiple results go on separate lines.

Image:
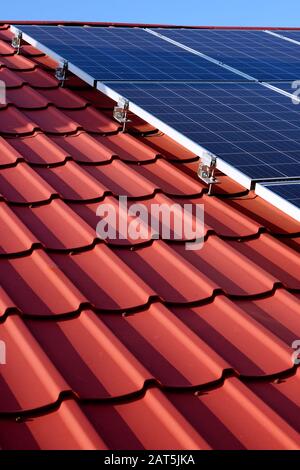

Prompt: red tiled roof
xmin=0 ymin=22 xmax=300 ymax=450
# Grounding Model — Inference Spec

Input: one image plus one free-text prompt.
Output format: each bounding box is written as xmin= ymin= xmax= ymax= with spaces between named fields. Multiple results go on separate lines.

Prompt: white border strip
xmin=261 ymin=81 xmax=300 ymax=102
xmin=264 ymin=29 xmax=300 ymax=46
xmin=256 ymin=181 xmax=300 ymax=222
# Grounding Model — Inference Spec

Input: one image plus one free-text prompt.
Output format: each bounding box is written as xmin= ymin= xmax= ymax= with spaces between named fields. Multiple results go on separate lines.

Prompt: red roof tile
xmin=0 ymin=22 xmax=299 ymax=450
xmin=2 ymin=376 xmax=300 ymax=449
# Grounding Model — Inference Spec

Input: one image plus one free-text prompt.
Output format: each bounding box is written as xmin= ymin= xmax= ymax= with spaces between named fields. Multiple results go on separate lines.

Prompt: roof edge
xmin=2 ymin=21 xmax=300 ymax=30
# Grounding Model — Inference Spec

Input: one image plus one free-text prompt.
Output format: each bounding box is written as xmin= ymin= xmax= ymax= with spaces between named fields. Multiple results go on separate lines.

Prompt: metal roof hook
xmin=11 ymin=32 xmax=22 ymax=54
xmin=113 ymin=97 xmax=131 ymax=132
xmin=55 ymin=60 xmax=68 ymax=87
xmin=198 ymin=154 xmax=219 ymax=196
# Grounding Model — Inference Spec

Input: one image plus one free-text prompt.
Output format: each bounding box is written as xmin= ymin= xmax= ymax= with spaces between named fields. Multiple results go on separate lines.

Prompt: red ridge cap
xmin=2 ymin=21 xmax=300 ymax=30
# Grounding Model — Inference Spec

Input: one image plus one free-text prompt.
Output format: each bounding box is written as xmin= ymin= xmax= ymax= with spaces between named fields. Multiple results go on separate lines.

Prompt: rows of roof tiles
xmin=1 ymin=235 xmax=300 ymax=315
xmin=0 ymin=23 xmax=300 ymax=450
xmin=1 ymin=294 xmax=300 ymax=411
xmin=1 ymin=373 xmax=300 ymax=450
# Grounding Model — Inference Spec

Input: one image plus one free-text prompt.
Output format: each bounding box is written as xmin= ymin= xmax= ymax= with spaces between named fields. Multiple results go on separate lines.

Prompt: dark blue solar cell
xmin=15 ymin=25 xmax=239 ymax=81
xmin=107 ymin=81 xmax=300 ymax=180
xmin=14 ymin=24 xmax=300 ymax=186
xmin=157 ymin=29 xmax=300 ymax=81
xmin=275 ymin=31 xmax=300 ymax=43
xmin=261 ymin=181 xmax=300 ymax=209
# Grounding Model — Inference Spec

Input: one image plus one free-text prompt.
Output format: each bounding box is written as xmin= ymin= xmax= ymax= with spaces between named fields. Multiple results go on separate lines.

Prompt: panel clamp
xmin=113 ymin=97 xmax=131 ymax=132
xmin=198 ymin=154 xmax=219 ymax=195
xmin=11 ymin=32 xmax=22 ymax=54
xmin=55 ymin=60 xmax=68 ymax=87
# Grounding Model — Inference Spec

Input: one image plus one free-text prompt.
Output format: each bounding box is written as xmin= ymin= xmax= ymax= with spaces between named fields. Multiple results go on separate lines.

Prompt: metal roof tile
xmin=4 ymin=86 xmax=88 ymax=110
xmin=0 ymin=315 xmax=69 ymax=412
xmin=49 ymin=246 xmax=154 ymax=311
xmin=6 ymin=133 xmax=69 ymax=165
xmin=0 ymin=400 xmax=107 ymax=450
xmin=115 ymin=239 xmax=279 ymax=302
xmin=5 ymin=87 xmax=49 ymax=109
xmin=12 ymin=68 xmax=59 ymax=88
xmin=0 ymin=67 xmax=24 ymax=87
xmin=0 ymin=106 xmax=37 ymax=134
xmin=52 ymin=133 xmax=118 ymax=164
xmin=229 ymin=193 xmax=300 ymax=235
xmin=0 ymin=54 xmax=36 ymax=70
xmin=0 ymin=202 xmax=38 ymax=254
xmin=171 ymin=295 xmax=296 ymax=377
xmin=0 ymin=250 xmax=86 ymax=316
xmin=137 ymin=133 xmax=198 ymax=161
xmin=35 ymin=87 xmax=89 ymax=109
xmin=0 ymin=163 xmax=54 ymax=203
xmin=2 ymin=377 xmax=300 ymax=449
xmin=0 ymin=41 xmax=15 ymax=55
xmin=22 ymin=107 xmax=86 ymax=134
xmin=61 ymin=107 xmax=120 ymax=133
xmin=10 ymin=199 xmax=95 ymax=252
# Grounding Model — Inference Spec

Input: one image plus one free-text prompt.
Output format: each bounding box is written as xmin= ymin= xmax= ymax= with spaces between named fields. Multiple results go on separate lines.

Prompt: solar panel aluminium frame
xmin=146 ymin=28 xmax=300 ymax=102
xmin=11 ymin=24 xmax=254 ymax=189
xmin=10 ymin=24 xmax=300 ymax=222
xmin=14 ymin=25 xmax=300 ymax=190
xmin=255 ymin=181 xmax=300 ymax=222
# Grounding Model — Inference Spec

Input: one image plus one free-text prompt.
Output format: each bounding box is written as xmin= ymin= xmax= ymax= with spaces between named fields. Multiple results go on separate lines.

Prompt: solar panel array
xmin=11 ymin=24 xmax=300 ymax=220
xmin=158 ymin=29 xmax=300 ymax=81
xmin=16 ymin=25 xmax=239 ymax=81
xmin=275 ymin=30 xmax=300 ymax=44
xmin=107 ymin=81 xmax=300 ymax=181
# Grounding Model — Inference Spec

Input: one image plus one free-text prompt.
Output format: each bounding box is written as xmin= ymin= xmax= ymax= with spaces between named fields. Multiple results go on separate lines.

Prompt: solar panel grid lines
xmin=256 ymin=180 xmax=300 ymax=221
xmin=263 ymin=181 xmax=300 ymax=203
xmin=13 ymin=25 xmax=240 ymax=81
xmin=145 ymin=27 xmax=258 ymax=82
xmin=11 ymin=24 xmax=300 ymax=220
xmin=271 ymin=30 xmax=300 ymax=46
xmin=107 ymin=81 xmax=300 ymax=181
xmin=146 ymin=28 xmax=300 ymax=103
xmin=13 ymin=25 xmax=300 ymax=101
xmin=157 ymin=28 xmax=300 ymax=81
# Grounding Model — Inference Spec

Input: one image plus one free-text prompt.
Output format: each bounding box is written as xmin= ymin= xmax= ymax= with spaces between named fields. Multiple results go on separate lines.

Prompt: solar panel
xmin=14 ymin=25 xmax=239 ymax=81
xmin=103 ymin=80 xmax=300 ymax=182
xmin=155 ymin=29 xmax=300 ymax=81
xmin=11 ymin=24 xmax=300 ymax=220
xmin=268 ymin=81 xmax=297 ymax=93
xmin=274 ymin=30 xmax=300 ymax=43
xmin=256 ymin=180 xmax=300 ymax=221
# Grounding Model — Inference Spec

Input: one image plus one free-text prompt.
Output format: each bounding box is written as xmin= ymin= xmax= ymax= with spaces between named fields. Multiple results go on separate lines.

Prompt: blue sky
xmin=3 ymin=0 xmax=300 ymax=27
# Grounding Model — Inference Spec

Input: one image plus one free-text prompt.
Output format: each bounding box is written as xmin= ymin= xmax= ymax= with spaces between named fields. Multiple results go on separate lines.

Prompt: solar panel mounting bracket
xmin=11 ymin=32 xmax=22 ymax=54
xmin=198 ymin=154 xmax=218 ymax=195
xmin=55 ymin=60 xmax=68 ymax=87
xmin=113 ymin=97 xmax=131 ymax=132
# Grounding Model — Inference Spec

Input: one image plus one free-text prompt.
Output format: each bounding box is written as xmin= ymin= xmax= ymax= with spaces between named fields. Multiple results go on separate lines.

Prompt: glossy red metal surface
xmin=0 ymin=23 xmax=299 ymax=450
